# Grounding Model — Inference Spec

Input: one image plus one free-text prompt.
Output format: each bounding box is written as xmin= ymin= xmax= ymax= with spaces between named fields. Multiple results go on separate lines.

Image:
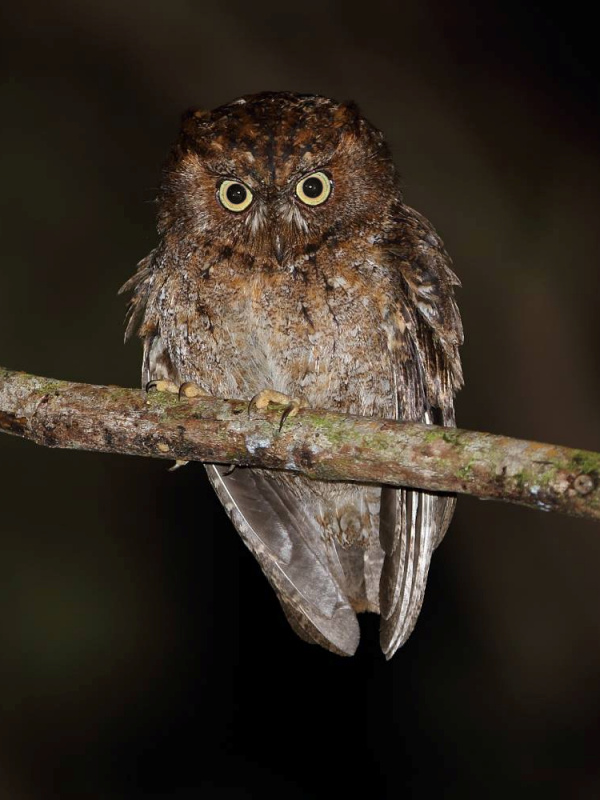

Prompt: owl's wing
xmin=206 ymin=466 xmax=361 ymax=656
xmin=137 ymin=329 xmax=360 ymax=657
xmin=379 ymin=481 xmax=455 ymax=658
xmin=378 ymin=204 xmax=463 ymax=659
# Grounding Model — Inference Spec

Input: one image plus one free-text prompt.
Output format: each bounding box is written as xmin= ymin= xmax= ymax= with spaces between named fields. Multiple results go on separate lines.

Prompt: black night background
xmin=1 ymin=2 xmax=600 ymax=797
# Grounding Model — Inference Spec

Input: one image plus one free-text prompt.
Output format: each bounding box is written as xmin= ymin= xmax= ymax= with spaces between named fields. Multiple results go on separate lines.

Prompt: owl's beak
xmin=273 ymin=233 xmax=285 ymax=266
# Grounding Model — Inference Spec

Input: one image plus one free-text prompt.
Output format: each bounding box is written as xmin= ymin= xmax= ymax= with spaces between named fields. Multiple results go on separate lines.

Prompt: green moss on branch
xmin=0 ymin=366 xmax=599 ymax=520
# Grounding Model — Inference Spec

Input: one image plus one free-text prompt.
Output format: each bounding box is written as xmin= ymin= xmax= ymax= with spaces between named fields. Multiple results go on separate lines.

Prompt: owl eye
xmin=295 ymin=172 xmax=332 ymax=206
xmin=218 ymin=180 xmax=253 ymax=212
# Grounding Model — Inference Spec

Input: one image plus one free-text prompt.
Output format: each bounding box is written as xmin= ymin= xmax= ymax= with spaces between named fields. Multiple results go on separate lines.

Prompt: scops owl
xmin=122 ymin=91 xmax=463 ymax=659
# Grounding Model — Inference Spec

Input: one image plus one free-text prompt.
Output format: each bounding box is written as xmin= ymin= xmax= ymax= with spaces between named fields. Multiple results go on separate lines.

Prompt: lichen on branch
xmin=1 ymin=366 xmax=599 ymax=520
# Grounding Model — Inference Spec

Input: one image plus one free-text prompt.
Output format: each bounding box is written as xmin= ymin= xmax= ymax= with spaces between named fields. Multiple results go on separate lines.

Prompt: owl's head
xmin=157 ymin=92 xmax=400 ymax=263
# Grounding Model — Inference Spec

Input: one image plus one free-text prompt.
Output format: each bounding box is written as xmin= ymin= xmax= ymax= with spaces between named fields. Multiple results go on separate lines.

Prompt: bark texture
xmin=1 ymin=367 xmax=599 ymax=520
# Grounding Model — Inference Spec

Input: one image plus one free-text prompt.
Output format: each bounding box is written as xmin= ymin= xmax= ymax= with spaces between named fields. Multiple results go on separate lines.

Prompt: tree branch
xmin=1 ymin=366 xmax=599 ymax=520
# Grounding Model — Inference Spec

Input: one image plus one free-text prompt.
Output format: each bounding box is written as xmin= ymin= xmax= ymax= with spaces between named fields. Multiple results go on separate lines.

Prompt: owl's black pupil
xmin=302 ymin=177 xmax=323 ymax=198
xmin=226 ymin=183 xmax=247 ymax=205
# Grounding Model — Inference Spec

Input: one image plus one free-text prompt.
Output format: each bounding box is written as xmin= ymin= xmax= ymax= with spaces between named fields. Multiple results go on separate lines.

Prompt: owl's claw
xmin=168 ymin=459 xmax=189 ymax=472
xmin=178 ymin=381 xmax=209 ymax=400
xmin=278 ymin=399 xmax=305 ymax=431
xmin=248 ymin=389 xmax=309 ymax=431
xmin=146 ymin=379 xmax=209 ymax=400
xmin=146 ymin=379 xmax=209 ymax=470
xmin=146 ymin=379 xmax=180 ymax=395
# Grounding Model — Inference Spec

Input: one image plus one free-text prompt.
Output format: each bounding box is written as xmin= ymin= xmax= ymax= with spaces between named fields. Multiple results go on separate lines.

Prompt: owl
xmin=121 ymin=92 xmax=463 ymax=659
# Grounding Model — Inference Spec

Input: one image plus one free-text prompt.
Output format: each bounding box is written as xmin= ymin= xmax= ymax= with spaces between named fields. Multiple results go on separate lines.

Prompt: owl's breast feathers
xmin=129 ymin=206 xmax=461 ymax=424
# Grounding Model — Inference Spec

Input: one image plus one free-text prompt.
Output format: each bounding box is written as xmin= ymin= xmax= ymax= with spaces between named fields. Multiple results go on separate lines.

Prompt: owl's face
xmin=158 ymin=92 xmax=399 ymax=265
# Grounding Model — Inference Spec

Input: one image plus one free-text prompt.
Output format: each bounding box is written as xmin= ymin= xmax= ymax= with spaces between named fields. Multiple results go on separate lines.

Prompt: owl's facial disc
xmin=218 ymin=179 xmax=254 ymax=212
xmin=295 ymin=171 xmax=332 ymax=206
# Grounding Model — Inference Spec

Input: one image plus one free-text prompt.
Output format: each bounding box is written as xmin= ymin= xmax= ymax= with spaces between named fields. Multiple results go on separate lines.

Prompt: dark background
xmin=1 ymin=1 xmax=600 ymax=797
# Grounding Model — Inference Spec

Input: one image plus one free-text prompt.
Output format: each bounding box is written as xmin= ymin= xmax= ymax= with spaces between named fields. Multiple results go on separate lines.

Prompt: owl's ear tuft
xmin=334 ymin=101 xmax=386 ymax=159
xmin=180 ymin=107 xmax=209 ymax=120
xmin=179 ymin=108 xmax=209 ymax=133
xmin=174 ymin=109 xmax=213 ymax=155
xmin=334 ymin=101 xmax=380 ymax=147
xmin=333 ymin=101 xmax=363 ymax=130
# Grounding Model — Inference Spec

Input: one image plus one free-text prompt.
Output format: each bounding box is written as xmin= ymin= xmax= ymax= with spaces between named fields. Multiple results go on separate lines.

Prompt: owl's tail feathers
xmin=205 ymin=465 xmax=360 ymax=657
xmin=379 ymin=488 xmax=454 ymax=660
xmin=280 ymin=598 xmax=359 ymax=657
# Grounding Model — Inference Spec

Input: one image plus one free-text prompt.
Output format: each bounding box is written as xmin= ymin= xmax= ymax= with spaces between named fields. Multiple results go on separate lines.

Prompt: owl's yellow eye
xmin=295 ymin=172 xmax=332 ymax=206
xmin=218 ymin=180 xmax=253 ymax=212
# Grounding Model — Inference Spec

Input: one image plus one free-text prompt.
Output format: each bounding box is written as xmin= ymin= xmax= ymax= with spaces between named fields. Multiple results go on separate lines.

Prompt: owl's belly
xmin=169 ymin=270 xmax=397 ymax=420
xmin=157 ymin=269 xmax=391 ymax=614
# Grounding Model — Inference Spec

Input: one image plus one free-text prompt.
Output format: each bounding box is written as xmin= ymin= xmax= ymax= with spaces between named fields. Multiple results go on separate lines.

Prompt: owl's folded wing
xmin=135 ymin=326 xmax=359 ymax=655
xmin=379 ymin=487 xmax=455 ymax=658
xmin=377 ymin=204 xmax=463 ymax=658
xmin=206 ymin=464 xmax=361 ymax=656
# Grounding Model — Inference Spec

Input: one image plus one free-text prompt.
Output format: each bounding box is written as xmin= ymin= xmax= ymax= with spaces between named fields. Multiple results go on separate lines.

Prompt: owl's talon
xmin=249 ymin=389 xmax=298 ymax=413
xmin=178 ymin=381 xmax=209 ymax=400
xmin=146 ymin=381 xmax=206 ymax=471
xmin=248 ymin=389 xmax=308 ymax=430
xmin=279 ymin=400 xmax=305 ymax=431
xmin=168 ymin=459 xmax=189 ymax=472
xmin=146 ymin=379 xmax=180 ymax=395
xmin=146 ymin=379 xmax=209 ymax=401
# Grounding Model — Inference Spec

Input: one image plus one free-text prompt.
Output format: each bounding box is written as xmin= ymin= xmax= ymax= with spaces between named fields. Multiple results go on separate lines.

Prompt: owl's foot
xmin=248 ymin=389 xmax=309 ymax=431
xmin=146 ymin=380 xmax=210 ymax=470
xmin=146 ymin=379 xmax=180 ymax=395
xmin=145 ymin=379 xmax=209 ymax=400
xmin=168 ymin=460 xmax=189 ymax=472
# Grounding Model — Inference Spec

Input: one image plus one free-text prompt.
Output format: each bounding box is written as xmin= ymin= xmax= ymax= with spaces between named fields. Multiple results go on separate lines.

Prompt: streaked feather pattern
xmin=206 ymin=466 xmax=361 ymax=656
xmin=123 ymin=92 xmax=463 ymax=657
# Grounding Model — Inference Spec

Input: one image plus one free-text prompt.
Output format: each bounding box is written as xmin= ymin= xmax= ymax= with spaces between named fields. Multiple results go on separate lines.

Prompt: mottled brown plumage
xmin=122 ymin=91 xmax=463 ymax=658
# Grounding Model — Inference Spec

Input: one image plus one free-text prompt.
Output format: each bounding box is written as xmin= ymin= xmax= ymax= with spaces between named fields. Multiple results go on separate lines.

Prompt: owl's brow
xmin=266 ymin=128 xmax=277 ymax=184
xmin=201 ymin=164 xmax=335 ymax=196
xmin=186 ymin=146 xmax=339 ymax=193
